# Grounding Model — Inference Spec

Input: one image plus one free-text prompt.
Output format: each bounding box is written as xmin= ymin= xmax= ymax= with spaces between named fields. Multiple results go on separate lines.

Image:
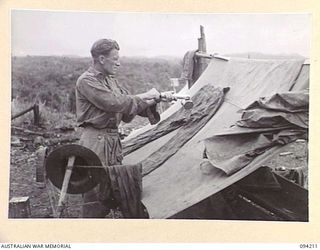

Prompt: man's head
xmin=91 ymin=39 xmax=120 ymax=76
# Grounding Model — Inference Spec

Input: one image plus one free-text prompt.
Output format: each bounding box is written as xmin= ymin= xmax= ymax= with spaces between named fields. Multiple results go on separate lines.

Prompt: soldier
xmin=76 ymin=38 xmax=173 ymax=217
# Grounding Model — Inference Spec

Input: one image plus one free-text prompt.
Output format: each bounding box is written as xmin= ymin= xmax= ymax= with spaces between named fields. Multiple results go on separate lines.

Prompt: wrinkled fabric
xmin=204 ymin=129 xmax=307 ymax=176
xmin=203 ymin=91 xmax=308 ymax=176
xmin=122 ymin=113 xmax=186 ymax=156
xmin=141 ymin=87 xmax=228 ymax=176
xmin=123 ymin=85 xmax=229 ymax=161
xmin=180 ymin=50 xmax=197 ymax=83
xmin=124 ymin=85 xmax=229 ymax=176
xmin=237 ymin=91 xmax=308 ymax=129
xmin=245 ymin=91 xmax=308 ymax=113
xmin=237 ymin=109 xmax=308 ymax=129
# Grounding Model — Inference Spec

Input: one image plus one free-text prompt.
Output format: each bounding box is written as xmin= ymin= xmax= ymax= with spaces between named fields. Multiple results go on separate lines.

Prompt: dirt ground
xmin=9 ymin=121 xmax=308 ymax=219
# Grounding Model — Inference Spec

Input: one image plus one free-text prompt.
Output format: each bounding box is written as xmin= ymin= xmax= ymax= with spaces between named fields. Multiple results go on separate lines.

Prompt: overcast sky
xmin=11 ymin=10 xmax=311 ymax=58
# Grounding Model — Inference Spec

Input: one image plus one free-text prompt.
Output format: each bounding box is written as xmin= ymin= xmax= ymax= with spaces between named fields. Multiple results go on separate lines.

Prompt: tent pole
xmin=191 ymin=25 xmax=208 ymax=88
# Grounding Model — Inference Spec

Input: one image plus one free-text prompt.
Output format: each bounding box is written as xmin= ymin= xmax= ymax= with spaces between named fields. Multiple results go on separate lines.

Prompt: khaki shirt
xmin=76 ymin=66 xmax=148 ymax=129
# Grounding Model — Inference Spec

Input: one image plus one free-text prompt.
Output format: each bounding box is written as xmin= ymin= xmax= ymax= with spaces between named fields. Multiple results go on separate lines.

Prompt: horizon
xmin=11 ymin=52 xmax=308 ymax=60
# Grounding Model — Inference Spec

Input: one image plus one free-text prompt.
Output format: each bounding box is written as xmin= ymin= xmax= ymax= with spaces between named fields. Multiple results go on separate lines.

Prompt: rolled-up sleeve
xmin=77 ymin=76 xmax=141 ymax=115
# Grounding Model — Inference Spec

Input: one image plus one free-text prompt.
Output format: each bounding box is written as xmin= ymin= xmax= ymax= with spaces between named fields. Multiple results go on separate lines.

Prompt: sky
xmin=11 ymin=10 xmax=311 ymax=58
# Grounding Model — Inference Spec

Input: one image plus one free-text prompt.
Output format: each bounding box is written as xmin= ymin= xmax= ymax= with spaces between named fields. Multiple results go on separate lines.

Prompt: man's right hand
xmin=137 ymin=88 xmax=160 ymax=101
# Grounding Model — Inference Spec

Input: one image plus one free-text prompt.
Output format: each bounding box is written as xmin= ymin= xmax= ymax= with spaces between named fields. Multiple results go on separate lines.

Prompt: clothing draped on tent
xmin=123 ymin=85 xmax=229 ymax=158
xmin=180 ymin=50 xmax=197 ymax=84
xmin=141 ymin=86 xmax=229 ymax=176
xmin=123 ymin=85 xmax=229 ymax=175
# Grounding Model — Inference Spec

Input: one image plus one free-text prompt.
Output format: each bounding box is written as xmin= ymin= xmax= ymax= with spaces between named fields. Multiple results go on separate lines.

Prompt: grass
xmin=11 ymin=98 xmax=76 ymax=130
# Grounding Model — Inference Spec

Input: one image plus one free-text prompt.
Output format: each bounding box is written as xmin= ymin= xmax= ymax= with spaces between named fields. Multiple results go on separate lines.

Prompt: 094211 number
xmin=300 ymin=244 xmax=318 ymax=248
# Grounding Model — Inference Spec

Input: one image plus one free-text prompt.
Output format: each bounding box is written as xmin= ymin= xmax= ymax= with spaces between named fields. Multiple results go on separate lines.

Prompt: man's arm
xmin=117 ymin=84 xmax=160 ymax=124
xmin=77 ymin=76 xmax=150 ymax=117
xmin=77 ymin=76 xmax=160 ymax=120
xmin=121 ymin=99 xmax=159 ymax=124
xmin=121 ymin=88 xmax=175 ymax=124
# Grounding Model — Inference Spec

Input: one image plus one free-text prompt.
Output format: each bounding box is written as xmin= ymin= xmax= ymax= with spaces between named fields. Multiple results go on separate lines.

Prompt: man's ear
xmin=98 ymin=55 xmax=105 ymax=64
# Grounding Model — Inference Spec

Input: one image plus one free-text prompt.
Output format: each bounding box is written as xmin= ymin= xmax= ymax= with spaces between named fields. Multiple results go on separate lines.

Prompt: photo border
xmin=1 ymin=0 xmax=319 ymax=243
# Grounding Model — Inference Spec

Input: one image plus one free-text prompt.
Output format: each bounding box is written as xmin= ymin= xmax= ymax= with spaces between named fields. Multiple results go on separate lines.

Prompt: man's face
xmin=99 ymin=49 xmax=120 ymax=76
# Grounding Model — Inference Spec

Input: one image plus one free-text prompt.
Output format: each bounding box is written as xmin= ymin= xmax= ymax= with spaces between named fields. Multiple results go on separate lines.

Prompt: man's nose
xmin=115 ymin=61 xmax=120 ymax=67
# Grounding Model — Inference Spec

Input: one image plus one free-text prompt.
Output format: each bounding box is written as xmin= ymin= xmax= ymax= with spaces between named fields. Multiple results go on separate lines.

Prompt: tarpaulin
xmin=204 ymin=91 xmax=308 ymax=176
xmin=204 ymin=129 xmax=307 ymax=176
xmin=244 ymin=91 xmax=308 ymax=113
xmin=291 ymin=64 xmax=309 ymax=91
xmin=237 ymin=91 xmax=308 ymax=129
xmin=124 ymin=57 xmax=306 ymax=218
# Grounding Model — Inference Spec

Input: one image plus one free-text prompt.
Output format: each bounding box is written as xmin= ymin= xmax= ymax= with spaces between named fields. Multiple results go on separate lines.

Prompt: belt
xmin=82 ymin=126 xmax=119 ymax=134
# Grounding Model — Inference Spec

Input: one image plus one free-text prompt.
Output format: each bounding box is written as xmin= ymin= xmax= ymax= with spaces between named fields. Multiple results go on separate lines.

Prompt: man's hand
xmin=137 ymin=88 xmax=160 ymax=101
xmin=144 ymin=99 xmax=157 ymax=106
xmin=160 ymin=91 xmax=177 ymax=102
xmin=145 ymin=88 xmax=161 ymax=100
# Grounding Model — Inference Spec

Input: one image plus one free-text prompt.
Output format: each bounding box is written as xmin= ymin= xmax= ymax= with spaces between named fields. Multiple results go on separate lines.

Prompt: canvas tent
xmin=122 ymin=55 xmax=309 ymax=219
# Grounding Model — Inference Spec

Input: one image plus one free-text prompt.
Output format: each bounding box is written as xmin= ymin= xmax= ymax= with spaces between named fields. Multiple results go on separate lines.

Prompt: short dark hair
xmin=90 ymin=39 xmax=120 ymax=58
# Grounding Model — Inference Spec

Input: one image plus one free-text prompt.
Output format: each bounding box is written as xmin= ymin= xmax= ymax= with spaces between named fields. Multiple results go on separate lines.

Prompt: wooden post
xmin=56 ymin=155 xmax=75 ymax=218
xmin=195 ymin=52 xmax=230 ymax=61
xmin=46 ymin=179 xmax=59 ymax=218
xmin=108 ymin=164 xmax=144 ymax=218
xmin=33 ymin=103 xmax=40 ymax=126
xmin=9 ymin=196 xmax=31 ymax=218
xmin=198 ymin=25 xmax=207 ymax=53
xmin=11 ymin=105 xmax=34 ymax=120
xmin=198 ymin=25 xmax=207 ymax=75
xmin=191 ymin=25 xmax=208 ymax=88
xmin=35 ymin=146 xmax=47 ymax=185
xmin=11 ymin=103 xmax=41 ymax=126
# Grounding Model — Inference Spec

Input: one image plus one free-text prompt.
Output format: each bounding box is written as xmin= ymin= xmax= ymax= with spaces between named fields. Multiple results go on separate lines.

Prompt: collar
xmin=88 ymin=66 xmax=104 ymax=78
xmin=87 ymin=66 xmax=115 ymax=80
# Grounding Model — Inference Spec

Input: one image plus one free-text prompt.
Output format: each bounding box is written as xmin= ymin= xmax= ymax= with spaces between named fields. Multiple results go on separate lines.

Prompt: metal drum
xmin=45 ymin=144 xmax=104 ymax=194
